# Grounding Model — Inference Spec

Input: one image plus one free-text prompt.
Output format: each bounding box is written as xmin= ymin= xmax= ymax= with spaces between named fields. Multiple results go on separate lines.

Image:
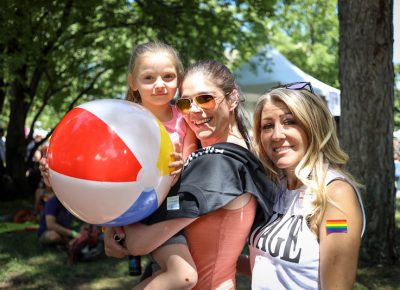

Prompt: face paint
xmin=326 ymin=219 xmax=348 ymax=234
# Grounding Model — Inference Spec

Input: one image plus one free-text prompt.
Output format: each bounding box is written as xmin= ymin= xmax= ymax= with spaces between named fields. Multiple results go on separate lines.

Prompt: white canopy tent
xmin=234 ymin=46 xmax=341 ymax=117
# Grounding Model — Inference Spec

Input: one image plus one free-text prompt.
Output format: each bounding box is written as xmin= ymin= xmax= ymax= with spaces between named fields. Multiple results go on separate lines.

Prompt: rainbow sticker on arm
xmin=326 ymin=219 xmax=348 ymax=234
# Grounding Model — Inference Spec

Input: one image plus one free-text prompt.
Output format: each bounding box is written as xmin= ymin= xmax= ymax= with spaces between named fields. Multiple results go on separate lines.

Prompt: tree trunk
xmin=338 ymin=0 xmax=397 ymax=264
xmin=5 ymin=68 xmax=30 ymax=198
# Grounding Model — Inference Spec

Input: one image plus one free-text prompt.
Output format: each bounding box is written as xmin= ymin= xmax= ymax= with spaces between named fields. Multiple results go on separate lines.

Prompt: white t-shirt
xmin=249 ymin=169 xmax=365 ymax=290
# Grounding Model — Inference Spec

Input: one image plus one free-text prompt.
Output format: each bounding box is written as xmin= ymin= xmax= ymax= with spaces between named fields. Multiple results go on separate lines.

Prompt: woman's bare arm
xmin=319 ymin=180 xmax=363 ymax=290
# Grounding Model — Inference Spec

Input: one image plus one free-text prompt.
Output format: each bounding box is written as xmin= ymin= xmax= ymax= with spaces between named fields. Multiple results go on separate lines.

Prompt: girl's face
xmin=129 ymin=53 xmax=178 ymax=108
xmin=259 ymin=100 xmax=308 ymax=175
xmin=180 ymin=72 xmax=234 ymax=146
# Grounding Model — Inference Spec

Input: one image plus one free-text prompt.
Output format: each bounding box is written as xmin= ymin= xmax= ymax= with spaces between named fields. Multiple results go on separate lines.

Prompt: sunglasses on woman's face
xmin=175 ymin=94 xmax=217 ymax=115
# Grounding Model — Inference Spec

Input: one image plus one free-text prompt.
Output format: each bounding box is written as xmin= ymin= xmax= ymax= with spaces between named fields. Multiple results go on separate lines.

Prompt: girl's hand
xmin=104 ymin=226 xmax=130 ymax=258
xmin=169 ymin=143 xmax=184 ymax=186
xmin=39 ymin=158 xmax=51 ymax=187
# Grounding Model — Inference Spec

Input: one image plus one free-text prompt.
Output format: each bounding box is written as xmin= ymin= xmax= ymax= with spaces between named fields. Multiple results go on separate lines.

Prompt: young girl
xmin=40 ymin=41 xmax=198 ymax=289
xmin=122 ymin=41 xmax=198 ymax=289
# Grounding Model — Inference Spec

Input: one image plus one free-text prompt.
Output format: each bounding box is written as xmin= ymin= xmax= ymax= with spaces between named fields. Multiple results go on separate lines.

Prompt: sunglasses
xmin=267 ymin=81 xmax=315 ymax=94
xmin=176 ymin=94 xmax=217 ymax=115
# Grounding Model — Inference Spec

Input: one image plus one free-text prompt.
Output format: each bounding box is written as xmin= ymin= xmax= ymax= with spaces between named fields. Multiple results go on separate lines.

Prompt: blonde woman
xmin=248 ymin=83 xmax=365 ymax=290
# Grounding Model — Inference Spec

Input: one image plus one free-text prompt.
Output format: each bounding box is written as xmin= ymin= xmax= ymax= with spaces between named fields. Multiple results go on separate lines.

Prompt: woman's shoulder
xmin=325 ymin=169 xmax=360 ymax=210
xmin=326 ymin=179 xmax=356 ymax=200
xmin=325 ymin=168 xmax=359 ymax=188
xmin=325 ymin=168 xmax=366 ymax=236
xmin=184 ymin=142 xmax=260 ymax=171
xmin=206 ymin=142 xmax=259 ymax=162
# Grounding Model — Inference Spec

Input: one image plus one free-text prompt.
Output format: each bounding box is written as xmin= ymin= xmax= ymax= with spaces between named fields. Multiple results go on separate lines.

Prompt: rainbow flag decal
xmin=326 ymin=219 xmax=348 ymax=234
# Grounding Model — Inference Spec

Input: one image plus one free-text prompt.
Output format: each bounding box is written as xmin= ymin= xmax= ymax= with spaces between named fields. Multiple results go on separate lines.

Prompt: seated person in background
xmin=34 ymin=179 xmax=54 ymax=217
xmin=37 ymin=194 xmax=82 ymax=247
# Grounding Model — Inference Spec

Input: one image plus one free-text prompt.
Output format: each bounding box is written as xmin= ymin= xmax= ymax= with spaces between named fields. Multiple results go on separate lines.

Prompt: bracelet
xmin=71 ymin=230 xmax=78 ymax=238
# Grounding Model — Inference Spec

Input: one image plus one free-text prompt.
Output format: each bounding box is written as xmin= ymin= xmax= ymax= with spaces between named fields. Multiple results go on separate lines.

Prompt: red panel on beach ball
xmin=48 ymin=107 xmax=141 ymax=182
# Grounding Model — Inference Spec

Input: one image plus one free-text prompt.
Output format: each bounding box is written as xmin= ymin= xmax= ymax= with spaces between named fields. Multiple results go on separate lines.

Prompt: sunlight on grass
xmin=0 ymin=252 xmax=11 ymax=260
xmin=0 ymin=257 xmax=36 ymax=283
xmin=28 ymin=253 xmax=60 ymax=266
xmin=353 ymin=282 xmax=369 ymax=290
xmin=0 ymin=198 xmax=399 ymax=289
xmin=78 ymin=276 xmax=137 ymax=290
xmin=356 ymin=265 xmax=400 ymax=290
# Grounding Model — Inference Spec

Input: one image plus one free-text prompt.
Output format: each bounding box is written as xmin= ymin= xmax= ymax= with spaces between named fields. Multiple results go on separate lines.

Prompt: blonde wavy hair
xmin=252 ymin=88 xmax=359 ymax=231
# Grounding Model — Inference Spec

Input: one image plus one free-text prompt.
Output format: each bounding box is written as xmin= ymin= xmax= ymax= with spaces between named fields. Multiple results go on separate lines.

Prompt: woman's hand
xmin=169 ymin=143 xmax=184 ymax=186
xmin=39 ymin=158 xmax=51 ymax=187
xmin=123 ymin=218 xmax=196 ymax=256
xmin=103 ymin=226 xmax=130 ymax=258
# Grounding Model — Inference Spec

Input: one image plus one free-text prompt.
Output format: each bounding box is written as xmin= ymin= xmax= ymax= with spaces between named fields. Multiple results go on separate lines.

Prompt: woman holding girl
xmin=105 ymin=60 xmax=276 ymax=290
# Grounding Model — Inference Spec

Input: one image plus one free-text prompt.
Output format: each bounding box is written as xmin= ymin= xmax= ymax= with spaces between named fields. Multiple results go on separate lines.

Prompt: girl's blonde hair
xmin=252 ymin=88 xmax=359 ymax=231
xmin=125 ymin=41 xmax=184 ymax=103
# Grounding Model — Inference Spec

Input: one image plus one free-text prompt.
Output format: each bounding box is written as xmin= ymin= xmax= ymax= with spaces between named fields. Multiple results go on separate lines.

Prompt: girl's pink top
xmin=162 ymin=105 xmax=186 ymax=147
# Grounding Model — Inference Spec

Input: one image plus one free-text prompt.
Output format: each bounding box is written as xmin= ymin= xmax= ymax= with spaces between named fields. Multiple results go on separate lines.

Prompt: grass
xmin=0 ymin=197 xmax=399 ymax=289
xmin=0 ymin=198 xmax=137 ymax=290
xmin=0 ymin=229 xmax=136 ymax=289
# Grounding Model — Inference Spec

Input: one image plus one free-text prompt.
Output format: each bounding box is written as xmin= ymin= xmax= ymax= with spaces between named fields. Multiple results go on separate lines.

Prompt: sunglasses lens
xmin=176 ymin=99 xmax=191 ymax=114
xmin=286 ymin=82 xmax=307 ymax=90
xmin=196 ymin=95 xmax=216 ymax=109
xmin=176 ymin=94 xmax=217 ymax=114
xmin=265 ymin=82 xmax=314 ymax=94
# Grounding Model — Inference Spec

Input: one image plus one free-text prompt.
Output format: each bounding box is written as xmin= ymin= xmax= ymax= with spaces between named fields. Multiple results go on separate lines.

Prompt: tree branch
xmin=67 ymin=67 xmax=112 ymax=111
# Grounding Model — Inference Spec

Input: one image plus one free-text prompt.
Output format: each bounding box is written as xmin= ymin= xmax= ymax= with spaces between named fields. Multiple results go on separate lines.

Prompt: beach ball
xmin=47 ymin=99 xmax=174 ymax=226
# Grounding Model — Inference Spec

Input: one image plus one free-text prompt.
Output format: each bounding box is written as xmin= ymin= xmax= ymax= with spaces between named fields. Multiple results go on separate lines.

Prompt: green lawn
xmin=0 ymin=198 xmax=399 ymax=290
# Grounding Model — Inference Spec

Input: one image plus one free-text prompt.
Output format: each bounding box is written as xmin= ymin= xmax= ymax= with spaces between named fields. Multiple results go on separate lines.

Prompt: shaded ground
xmin=0 ymin=198 xmax=399 ymax=289
xmin=0 ymin=229 xmax=251 ymax=289
xmin=0 ymin=198 xmax=252 ymax=289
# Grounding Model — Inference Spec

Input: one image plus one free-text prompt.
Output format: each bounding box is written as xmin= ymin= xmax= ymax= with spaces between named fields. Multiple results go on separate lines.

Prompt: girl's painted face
xmin=259 ymin=100 xmax=308 ymax=174
xmin=180 ymin=72 xmax=234 ymax=146
xmin=129 ymin=53 xmax=178 ymax=107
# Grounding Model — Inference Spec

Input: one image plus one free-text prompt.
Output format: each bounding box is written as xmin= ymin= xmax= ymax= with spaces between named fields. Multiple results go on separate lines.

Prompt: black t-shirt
xmin=144 ymin=142 xmax=277 ymax=225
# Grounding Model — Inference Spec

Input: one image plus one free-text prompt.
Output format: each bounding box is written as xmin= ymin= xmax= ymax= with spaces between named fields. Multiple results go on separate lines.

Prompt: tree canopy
xmin=0 ymin=0 xmax=278 ymax=196
xmin=269 ymin=0 xmax=339 ymax=87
